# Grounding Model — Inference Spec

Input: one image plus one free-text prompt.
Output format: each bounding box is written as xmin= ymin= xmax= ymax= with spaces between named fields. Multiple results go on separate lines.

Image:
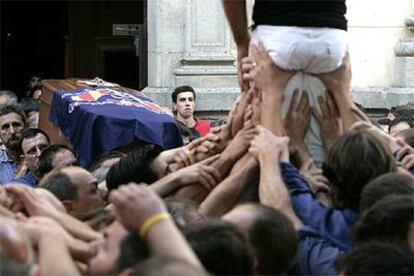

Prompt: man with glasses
xmin=13 ymin=128 xmax=50 ymax=187
xmin=0 ymin=104 xmax=28 ymax=184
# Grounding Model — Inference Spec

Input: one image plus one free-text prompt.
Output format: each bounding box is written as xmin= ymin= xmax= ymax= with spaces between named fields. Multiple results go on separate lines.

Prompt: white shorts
xmin=251 ymin=25 xmax=348 ymax=165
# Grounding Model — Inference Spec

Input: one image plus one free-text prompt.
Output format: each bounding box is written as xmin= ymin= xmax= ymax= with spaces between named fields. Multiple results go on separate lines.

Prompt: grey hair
xmin=0 ymin=90 xmax=18 ymax=105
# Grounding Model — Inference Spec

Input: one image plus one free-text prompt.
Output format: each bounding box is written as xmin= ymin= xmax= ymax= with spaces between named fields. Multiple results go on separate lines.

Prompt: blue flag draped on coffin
xmin=49 ymin=86 xmax=183 ymax=167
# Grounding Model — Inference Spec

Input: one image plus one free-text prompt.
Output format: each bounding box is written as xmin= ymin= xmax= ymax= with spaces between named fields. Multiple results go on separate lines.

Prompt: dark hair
xmin=390 ymin=104 xmax=414 ymax=118
xmin=117 ymin=234 xmax=149 ymax=272
xmin=19 ymin=97 xmax=40 ymax=116
xmin=359 ymin=172 xmax=414 ymax=212
xmin=105 ymin=144 xmax=162 ymax=191
xmin=247 ymin=204 xmax=298 ymax=275
xmin=19 ymin=128 xmax=50 ymax=152
xmin=336 ymin=242 xmax=414 ymax=276
xmin=26 ymin=85 xmax=42 ymax=98
xmin=38 ymin=144 xmax=77 ymax=177
xmin=0 ymin=104 xmax=26 ymax=123
xmin=28 ymin=76 xmax=42 ymax=90
xmin=324 ymin=129 xmax=397 ymax=210
xmin=0 ymin=90 xmax=18 ymax=104
xmin=354 ymin=195 xmax=414 ymax=248
xmin=389 ymin=116 xmax=413 ymax=134
xmin=40 ymin=170 xmax=77 ymax=201
xmin=185 ymin=219 xmax=254 ymax=275
xmin=130 ymin=255 xmax=209 ymax=276
xmin=89 ymin=151 xmax=126 ymax=172
xmin=171 ymin=86 xmax=196 ymax=103
xmin=395 ymin=128 xmax=414 ymax=148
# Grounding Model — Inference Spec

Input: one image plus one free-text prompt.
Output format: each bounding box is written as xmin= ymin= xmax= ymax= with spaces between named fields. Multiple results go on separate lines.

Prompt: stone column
xmin=395 ymin=16 xmax=414 ymax=87
xmin=143 ymin=0 xmax=252 ymax=118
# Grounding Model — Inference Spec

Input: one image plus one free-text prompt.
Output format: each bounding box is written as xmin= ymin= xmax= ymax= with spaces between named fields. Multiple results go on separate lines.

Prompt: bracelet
xmin=139 ymin=212 xmax=171 ymax=238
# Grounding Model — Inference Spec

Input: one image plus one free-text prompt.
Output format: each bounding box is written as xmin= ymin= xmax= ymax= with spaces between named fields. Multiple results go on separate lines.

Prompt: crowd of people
xmin=1 ymin=1 xmax=414 ymax=275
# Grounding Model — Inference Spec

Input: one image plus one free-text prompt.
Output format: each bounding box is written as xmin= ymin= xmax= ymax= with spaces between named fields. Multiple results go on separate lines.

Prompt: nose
xmin=9 ymin=125 xmax=16 ymax=135
xmin=35 ymin=147 xmax=42 ymax=157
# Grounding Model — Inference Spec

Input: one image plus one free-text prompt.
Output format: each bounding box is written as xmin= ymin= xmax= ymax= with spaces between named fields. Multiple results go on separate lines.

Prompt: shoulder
xmin=0 ymin=151 xmax=9 ymax=162
xmin=14 ymin=172 xmax=38 ymax=187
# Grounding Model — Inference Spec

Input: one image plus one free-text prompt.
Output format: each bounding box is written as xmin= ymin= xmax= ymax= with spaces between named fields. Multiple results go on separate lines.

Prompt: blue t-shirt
xmin=0 ymin=151 xmax=17 ymax=184
xmin=292 ymin=226 xmax=342 ymax=275
xmin=13 ymin=171 xmax=39 ymax=187
xmin=281 ymin=162 xmax=358 ymax=252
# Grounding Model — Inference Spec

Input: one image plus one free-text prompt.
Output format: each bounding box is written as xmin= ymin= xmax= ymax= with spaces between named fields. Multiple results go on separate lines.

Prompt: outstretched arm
xmin=222 ymin=0 xmax=250 ymax=91
xmin=110 ymin=184 xmax=202 ymax=269
xmin=249 ymin=126 xmax=302 ymax=229
xmin=316 ymin=53 xmax=359 ymax=131
xmin=243 ymin=43 xmax=296 ymax=136
xmin=199 ymin=153 xmax=259 ymax=218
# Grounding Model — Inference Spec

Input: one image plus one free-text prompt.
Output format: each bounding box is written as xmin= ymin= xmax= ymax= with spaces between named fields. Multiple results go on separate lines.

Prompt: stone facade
xmin=143 ymin=0 xmax=414 ymax=116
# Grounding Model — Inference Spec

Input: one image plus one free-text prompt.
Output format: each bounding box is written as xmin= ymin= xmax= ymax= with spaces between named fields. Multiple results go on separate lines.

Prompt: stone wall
xmin=143 ymin=0 xmax=414 ymax=117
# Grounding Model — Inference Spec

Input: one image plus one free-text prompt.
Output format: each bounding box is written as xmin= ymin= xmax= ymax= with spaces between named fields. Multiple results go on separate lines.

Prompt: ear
xmin=61 ymin=200 xmax=74 ymax=213
xmin=172 ymin=103 xmax=177 ymax=112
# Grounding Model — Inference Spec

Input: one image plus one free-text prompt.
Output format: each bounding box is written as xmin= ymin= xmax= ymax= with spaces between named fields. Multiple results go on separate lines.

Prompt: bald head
xmin=41 ymin=166 xmax=105 ymax=214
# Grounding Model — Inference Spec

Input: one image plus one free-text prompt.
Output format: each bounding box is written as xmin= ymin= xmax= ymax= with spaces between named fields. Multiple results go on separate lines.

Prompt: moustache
xmin=5 ymin=135 xmax=21 ymax=152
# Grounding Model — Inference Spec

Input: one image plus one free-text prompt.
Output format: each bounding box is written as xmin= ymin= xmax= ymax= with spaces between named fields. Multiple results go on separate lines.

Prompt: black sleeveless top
xmin=252 ymin=0 xmax=347 ymax=31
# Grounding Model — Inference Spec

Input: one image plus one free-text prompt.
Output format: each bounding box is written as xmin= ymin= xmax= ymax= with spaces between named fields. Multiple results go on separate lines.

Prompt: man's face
xmin=88 ymin=221 xmax=128 ymax=275
xmin=175 ymin=92 xmax=195 ymax=119
xmin=21 ymin=133 xmax=50 ymax=173
xmin=0 ymin=113 xmax=25 ymax=145
xmin=52 ymin=149 xmax=78 ymax=169
xmin=63 ymin=167 xmax=105 ymax=213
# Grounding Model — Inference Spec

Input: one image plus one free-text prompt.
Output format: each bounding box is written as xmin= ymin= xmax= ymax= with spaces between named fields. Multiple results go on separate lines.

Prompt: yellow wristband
xmin=139 ymin=212 xmax=171 ymax=238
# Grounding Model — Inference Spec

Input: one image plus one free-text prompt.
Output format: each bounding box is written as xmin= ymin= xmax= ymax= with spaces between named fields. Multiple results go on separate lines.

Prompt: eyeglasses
xmin=26 ymin=144 xmax=49 ymax=156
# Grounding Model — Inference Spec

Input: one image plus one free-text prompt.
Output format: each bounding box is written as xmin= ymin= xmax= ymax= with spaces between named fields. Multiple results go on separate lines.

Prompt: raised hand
xmin=284 ymin=89 xmax=311 ymax=153
xmin=4 ymin=185 xmax=64 ymax=218
xmin=172 ymin=154 xmax=222 ymax=192
xmin=109 ymin=183 xmax=167 ymax=233
xmin=299 ymin=159 xmax=330 ymax=194
xmin=249 ymin=125 xmax=290 ymax=163
xmin=312 ymin=92 xmax=343 ymax=151
xmin=230 ymin=88 xmax=254 ymax=138
xmin=396 ymin=139 xmax=414 ymax=171
xmin=315 ymin=52 xmax=352 ymax=100
xmin=244 ymin=42 xmax=296 ymax=93
xmin=224 ymin=122 xmax=259 ymax=162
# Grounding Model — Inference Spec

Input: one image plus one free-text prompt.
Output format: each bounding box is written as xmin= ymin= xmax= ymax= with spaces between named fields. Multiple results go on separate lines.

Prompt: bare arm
xmin=4 ymin=185 xmax=102 ymax=242
xmin=38 ymin=232 xmax=81 ymax=276
xmin=222 ymin=0 xmax=250 ymax=91
xmin=316 ymin=53 xmax=359 ymax=131
xmin=22 ymin=219 xmax=81 ymax=276
xmin=222 ymin=0 xmax=249 ymax=46
xmin=250 ymin=126 xmax=303 ymax=229
xmin=151 ymin=155 xmax=221 ymax=198
xmin=110 ymin=184 xmax=203 ymax=269
xmin=199 ymin=153 xmax=259 ymax=217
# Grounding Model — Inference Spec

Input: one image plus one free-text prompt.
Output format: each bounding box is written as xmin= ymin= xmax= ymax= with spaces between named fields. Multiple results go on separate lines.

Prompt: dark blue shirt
xmin=293 ymin=226 xmax=342 ymax=276
xmin=13 ymin=171 xmax=39 ymax=187
xmin=281 ymin=162 xmax=358 ymax=252
xmin=0 ymin=151 xmax=17 ymax=184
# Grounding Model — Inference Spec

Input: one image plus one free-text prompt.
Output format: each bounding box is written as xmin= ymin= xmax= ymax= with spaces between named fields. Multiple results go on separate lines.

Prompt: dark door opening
xmin=0 ymin=0 xmax=147 ymax=97
xmin=1 ymin=1 xmax=68 ymax=97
